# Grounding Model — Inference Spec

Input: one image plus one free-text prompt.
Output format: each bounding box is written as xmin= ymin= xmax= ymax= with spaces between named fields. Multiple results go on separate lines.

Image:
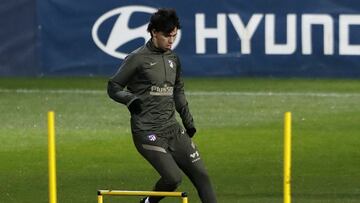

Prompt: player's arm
xmin=173 ymin=57 xmax=196 ymax=137
xmin=107 ymin=54 xmax=142 ymax=114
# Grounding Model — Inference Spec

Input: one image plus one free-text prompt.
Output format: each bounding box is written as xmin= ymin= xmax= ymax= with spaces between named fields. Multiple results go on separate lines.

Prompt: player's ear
xmin=151 ymin=29 xmax=157 ymax=38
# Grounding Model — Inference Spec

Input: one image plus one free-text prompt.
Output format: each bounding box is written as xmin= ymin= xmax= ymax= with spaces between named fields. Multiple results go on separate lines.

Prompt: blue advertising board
xmin=1 ymin=0 xmax=360 ymax=77
xmin=0 ymin=0 xmax=38 ymax=76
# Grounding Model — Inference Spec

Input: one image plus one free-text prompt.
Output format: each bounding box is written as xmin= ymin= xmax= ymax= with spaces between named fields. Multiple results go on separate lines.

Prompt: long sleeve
xmin=173 ymin=57 xmax=195 ymax=129
xmin=107 ymin=54 xmax=139 ymax=106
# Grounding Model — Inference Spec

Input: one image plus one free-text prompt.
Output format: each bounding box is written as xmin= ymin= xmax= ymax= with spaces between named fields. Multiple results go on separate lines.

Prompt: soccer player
xmin=107 ymin=8 xmax=217 ymax=203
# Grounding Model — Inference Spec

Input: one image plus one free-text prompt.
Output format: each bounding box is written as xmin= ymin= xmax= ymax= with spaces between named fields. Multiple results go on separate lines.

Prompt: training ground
xmin=0 ymin=77 xmax=359 ymax=203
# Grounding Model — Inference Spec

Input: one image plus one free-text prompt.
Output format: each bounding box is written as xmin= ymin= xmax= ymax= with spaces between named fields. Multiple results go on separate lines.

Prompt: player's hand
xmin=186 ymin=127 xmax=197 ymax=138
xmin=128 ymin=99 xmax=142 ymax=114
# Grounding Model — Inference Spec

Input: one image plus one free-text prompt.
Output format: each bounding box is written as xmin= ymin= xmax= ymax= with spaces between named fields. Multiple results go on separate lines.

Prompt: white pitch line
xmin=0 ymin=88 xmax=360 ymax=97
xmin=186 ymin=91 xmax=360 ymax=97
xmin=0 ymin=89 xmax=104 ymax=94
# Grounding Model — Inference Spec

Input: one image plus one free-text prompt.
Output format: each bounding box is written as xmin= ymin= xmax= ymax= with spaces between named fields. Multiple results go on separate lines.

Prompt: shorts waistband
xmin=132 ymin=123 xmax=181 ymax=137
xmin=157 ymin=123 xmax=180 ymax=136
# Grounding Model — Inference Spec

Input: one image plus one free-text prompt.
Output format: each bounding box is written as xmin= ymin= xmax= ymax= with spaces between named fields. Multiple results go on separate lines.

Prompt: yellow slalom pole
xmin=97 ymin=194 xmax=103 ymax=203
xmin=284 ymin=112 xmax=292 ymax=203
xmin=48 ymin=111 xmax=57 ymax=203
xmin=182 ymin=196 xmax=188 ymax=203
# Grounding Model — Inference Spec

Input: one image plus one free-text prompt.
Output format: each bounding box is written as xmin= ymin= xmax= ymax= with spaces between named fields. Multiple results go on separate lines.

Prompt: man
xmin=107 ymin=8 xmax=217 ymax=203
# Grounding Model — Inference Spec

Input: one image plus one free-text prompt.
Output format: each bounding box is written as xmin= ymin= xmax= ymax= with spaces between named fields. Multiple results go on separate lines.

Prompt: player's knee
xmin=196 ymin=169 xmax=211 ymax=183
xmin=164 ymin=174 xmax=182 ymax=189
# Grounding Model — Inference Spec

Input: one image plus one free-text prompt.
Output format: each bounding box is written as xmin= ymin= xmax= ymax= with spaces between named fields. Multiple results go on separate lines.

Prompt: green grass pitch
xmin=0 ymin=77 xmax=359 ymax=203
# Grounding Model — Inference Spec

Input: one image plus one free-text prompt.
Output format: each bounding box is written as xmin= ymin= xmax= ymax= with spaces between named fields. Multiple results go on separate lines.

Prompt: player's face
xmin=152 ymin=27 xmax=178 ymax=51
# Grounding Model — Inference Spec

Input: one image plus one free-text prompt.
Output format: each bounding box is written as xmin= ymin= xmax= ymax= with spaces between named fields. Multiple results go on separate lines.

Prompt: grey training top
xmin=107 ymin=40 xmax=195 ymax=135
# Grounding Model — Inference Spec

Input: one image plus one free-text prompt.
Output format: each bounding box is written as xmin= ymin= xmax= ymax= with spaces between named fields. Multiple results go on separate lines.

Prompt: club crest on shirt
xmin=148 ymin=134 xmax=157 ymax=141
xmin=168 ymin=60 xmax=174 ymax=69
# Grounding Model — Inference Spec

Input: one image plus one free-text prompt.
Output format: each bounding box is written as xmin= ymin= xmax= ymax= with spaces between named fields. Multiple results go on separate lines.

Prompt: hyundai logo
xmin=92 ymin=5 xmax=182 ymax=59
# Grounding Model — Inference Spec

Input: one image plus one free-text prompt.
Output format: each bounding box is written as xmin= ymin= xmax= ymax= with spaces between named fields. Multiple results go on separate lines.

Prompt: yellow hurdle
xmin=97 ymin=190 xmax=188 ymax=203
xmin=48 ymin=111 xmax=57 ymax=203
xmin=284 ymin=112 xmax=292 ymax=203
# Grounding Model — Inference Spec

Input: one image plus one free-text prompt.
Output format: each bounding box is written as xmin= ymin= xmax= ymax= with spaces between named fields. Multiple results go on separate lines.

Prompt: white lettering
xmin=228 ymin=14 xmax=263 ymax=54
xmin=195 ymin=13 xmax=360 ymax=56
xmin=339 ymin=15 xmax=360 ymax=55
xmin=195 ymin=13 xmax=227 ymax=54
xmin=302 ymin=14 xmax=334 ymax=55
xmin=265 ymin=14 xmax=297 ymax=54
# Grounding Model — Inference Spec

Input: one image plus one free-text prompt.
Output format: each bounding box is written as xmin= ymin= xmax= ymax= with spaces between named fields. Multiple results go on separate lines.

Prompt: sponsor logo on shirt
xmin=190 ymin=151 xmax=201 ymax=163
xmin=149 ymin=62 xmax=157 ymax=66
xmin=150 ymin=84 xmax=174 ymax=96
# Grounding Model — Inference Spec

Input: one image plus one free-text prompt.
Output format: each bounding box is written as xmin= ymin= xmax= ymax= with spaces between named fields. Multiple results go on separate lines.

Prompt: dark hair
xmin=147 ymin=8 xmax=181 ymax=36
